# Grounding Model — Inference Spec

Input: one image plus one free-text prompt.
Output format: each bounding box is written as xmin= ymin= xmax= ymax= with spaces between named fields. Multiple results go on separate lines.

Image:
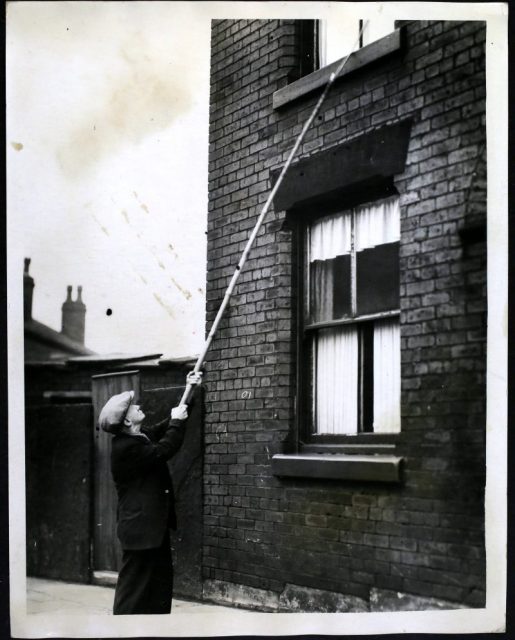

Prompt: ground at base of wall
xmin=203 ymin=579 xmax=470 ymax=613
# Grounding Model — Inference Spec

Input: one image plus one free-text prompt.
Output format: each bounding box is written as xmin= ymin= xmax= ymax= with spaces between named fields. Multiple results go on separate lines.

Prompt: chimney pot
xmin=62 ymin=286 xmax=86 ymax=345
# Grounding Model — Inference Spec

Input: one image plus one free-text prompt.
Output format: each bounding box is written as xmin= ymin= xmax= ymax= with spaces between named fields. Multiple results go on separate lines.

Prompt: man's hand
xmin=186 ymin=371 xmax=203 ymax=386
xmin=171 ymin=404 xmax=188 ymax=421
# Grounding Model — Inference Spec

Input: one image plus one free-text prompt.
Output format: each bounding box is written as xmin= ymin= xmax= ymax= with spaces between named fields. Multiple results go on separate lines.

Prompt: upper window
xmin=301 ymin=196 xmax=400 ymax=438
xmin=319 ymin=17 xmax=397 ymax=67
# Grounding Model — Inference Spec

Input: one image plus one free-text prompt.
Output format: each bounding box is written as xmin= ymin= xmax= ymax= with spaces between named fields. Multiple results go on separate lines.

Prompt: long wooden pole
xmin=180 ymin=22 xmax=368 ymax=405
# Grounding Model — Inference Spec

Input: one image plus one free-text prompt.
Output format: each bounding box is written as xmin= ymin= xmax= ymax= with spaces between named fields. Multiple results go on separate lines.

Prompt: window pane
xmin=309 ymin=211 xmax=351 ymax=260
xmin=360 ymin=322 xmax=374 ymax=432
xmin=309 ymin=211 xmax=352 ymax=323
xmin=320 ymin=18 xmax=396 ymax=67
xmin=362 ymin=18 xmax=396 ymax=47
xmin=310 ymin=255 xmax=351 ymax=322
xmin=355 ymin=196 xmax=400 ymax=316
xmin=320 ymin=19 xmax=359 ymax=66
xmin=356 ymin=241 xmax=399 ymax=315
xmin=314 ymin=326 xmax=358 ymax=434
xmin=373 ymin=318 xmax=400 ymax=433
xmin=355 ymin=196 xmax=399 ymax=250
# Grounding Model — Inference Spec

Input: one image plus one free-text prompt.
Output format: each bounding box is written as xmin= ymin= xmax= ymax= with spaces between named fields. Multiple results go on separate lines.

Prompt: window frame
xmin=316 ymin=17 xmax=397 ymax=70
xmin=296 ymin=199 xmax=401 ymax=448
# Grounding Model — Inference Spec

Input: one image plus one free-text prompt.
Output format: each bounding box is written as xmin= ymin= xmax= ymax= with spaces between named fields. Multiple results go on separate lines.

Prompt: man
xmin=98 ymin=371 xmax=202 ymax=615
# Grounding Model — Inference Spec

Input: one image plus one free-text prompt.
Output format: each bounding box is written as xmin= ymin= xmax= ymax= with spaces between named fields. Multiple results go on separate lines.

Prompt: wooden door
xmin=91 ymin=371 xmax=140 ymax=580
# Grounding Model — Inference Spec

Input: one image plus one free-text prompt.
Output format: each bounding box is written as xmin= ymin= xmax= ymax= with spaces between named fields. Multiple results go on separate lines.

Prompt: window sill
xmin=271 ymin=453 xmax=403 ymax=483
xmin=273 ymin=29 xmax=402 ymax=110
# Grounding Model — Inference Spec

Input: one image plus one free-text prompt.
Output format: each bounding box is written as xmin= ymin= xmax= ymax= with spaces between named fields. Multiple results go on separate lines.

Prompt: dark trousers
xmin=113 ymin=534 xmax=173 ymax=615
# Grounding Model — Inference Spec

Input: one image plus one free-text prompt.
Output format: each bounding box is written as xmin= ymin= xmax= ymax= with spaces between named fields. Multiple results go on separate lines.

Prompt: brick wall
xmin=205 ymin=19 xmax=486 ymax=609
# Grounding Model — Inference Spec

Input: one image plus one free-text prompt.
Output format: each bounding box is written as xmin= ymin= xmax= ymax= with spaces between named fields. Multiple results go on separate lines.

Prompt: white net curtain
xmin=309 ymin=212 xmax=352 ymax=323
xmin=373 ymin=317 xmax=400 ymax=433
xmin=354 ymin=196 xmax=400 ymax=250
xmin=309 ymin=197 xmax=400 ymax=435
xmin=314 ymin=326 xmax=359 ymax=434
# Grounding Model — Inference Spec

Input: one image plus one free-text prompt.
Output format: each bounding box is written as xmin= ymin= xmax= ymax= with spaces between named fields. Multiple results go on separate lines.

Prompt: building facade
xmin=204 ymin=20 xmax=486 ymax=611
xmin=24 ymin=257 xmax=94 ymax=363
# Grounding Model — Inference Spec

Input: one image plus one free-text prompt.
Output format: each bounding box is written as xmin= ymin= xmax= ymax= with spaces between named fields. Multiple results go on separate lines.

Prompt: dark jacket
xmin=110 ymin=417 xmax=186 ymax=550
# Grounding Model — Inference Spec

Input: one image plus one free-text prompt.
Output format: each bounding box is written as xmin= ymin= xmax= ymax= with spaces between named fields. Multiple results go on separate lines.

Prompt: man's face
xmin=124 ymin=403 xmax=145 ymax=428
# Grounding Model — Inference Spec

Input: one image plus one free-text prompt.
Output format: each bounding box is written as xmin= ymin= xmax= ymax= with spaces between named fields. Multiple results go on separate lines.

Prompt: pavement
xmin=27 ymin=577 xmax=249 ymax=616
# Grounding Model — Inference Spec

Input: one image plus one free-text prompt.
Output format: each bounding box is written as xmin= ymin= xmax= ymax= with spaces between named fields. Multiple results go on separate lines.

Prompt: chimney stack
xmin=24 ymin=258 xmax=34 ymax=321
xmin=61 ymin=285 xmax=86 ymax=345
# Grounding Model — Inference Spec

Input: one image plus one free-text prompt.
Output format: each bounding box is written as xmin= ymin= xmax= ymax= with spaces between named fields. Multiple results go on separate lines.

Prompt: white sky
xmin=7 ymin=1 xmax=211 ymax=356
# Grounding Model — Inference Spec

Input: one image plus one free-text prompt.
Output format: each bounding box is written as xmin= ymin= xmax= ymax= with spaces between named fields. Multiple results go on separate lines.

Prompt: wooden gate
xmin=91 ymin=370 xmax=140 ymax=583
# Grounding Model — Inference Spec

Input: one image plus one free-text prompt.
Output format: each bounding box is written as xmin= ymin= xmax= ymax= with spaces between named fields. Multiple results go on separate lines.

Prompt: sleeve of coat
xmin=118 ymin=420 xmax=186 ymax=474
xmin=142 ymin=416 xmax=170 ymax=441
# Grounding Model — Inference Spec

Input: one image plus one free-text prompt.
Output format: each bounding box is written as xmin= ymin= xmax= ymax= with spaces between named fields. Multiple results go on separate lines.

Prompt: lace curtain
xmin=355 ymin=196 xmax=400 ymax=250
xmin=373 ymin=318 xmax=400 ymax=433
xmin=309 ymin=196 xmax=399 ymax=259
xmin=314 ymin=326 xmax=358 ymax=434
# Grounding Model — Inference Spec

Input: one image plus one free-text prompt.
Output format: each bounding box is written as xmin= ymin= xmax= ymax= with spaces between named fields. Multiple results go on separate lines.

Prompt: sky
xmin=7 ymin=2 xmax=211 ymax=357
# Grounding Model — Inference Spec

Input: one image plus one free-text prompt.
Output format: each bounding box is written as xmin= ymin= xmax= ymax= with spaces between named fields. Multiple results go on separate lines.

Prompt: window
xmin=301 ymin=196 xmax=400 ymax=438
xmin=319 ymin=17 xmax=397 ymax=67
xmin=276 ymin=22 xmax=403 ymax=109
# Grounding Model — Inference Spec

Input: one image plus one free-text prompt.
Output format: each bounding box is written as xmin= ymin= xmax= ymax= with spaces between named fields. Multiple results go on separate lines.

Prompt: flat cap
xmin=98 ymin=390 xmax=134 ymax=433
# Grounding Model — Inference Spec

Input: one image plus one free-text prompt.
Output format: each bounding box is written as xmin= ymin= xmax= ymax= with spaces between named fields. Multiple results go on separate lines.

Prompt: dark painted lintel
xmin=272 ymin=119 xmax=412 ymax=216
